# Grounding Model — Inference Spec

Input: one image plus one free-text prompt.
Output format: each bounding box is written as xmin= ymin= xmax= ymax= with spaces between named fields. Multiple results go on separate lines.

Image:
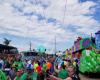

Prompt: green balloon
xmin=90 ymin=51 xmax=96 ymax=57
xmin=97 ymin=54 xmax=100 ymax=57
xmin=80 ymin=50 xmax=100 ymax=73
xmin=82 ymin=50 xmax=86 ymax=56
xmin=91 ymin=60 xmax=97 ymax=66
xmin=96 ymin=66 xmax=100 ymax=72
xmin=97 ymin=57 xmax=100 ymax=64
xmin=85 ymin=56 xmax=91 ymax=61
xmin=80 ymin=65 xmax=86 ymax=73
xmin=86 ymin=66 xmax=90 ymax=71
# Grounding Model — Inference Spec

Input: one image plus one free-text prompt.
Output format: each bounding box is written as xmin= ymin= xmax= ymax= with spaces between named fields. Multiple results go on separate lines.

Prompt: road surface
xmin=80 ymin=74 xmax=100 ymax=80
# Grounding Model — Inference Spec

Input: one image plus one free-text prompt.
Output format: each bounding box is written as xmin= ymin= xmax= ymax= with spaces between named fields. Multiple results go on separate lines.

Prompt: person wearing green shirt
xmin=0 ymin=70 xmax=7 ymax=80
xmin=25 ymin=68 xmax=38 ymax=80
xmin=14 ymin=69 xmax=24 ymax=80
xmin=42 ymin=62 xmax=47 ymax=72
xmin=57 ymin=64 xmax=68 ymax=79
xmin=14 ymin=69 xmax=34 ymax=80
xmin=13 ymin=59 xmax=24 ymax=70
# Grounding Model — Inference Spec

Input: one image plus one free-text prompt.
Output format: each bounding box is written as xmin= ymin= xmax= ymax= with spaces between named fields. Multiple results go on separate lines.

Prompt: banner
xmin=82 ymin=38 xmax=91 ymax=48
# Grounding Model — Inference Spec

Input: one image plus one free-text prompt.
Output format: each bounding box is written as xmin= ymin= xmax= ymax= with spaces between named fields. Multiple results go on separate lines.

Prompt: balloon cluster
xmin=79 ymin=50 xmax=100 ymax=73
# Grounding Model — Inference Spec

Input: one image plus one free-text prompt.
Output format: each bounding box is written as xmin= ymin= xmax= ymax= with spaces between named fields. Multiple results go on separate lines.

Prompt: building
xmin=95 ymin=30 xmax=100 ymax=50
xmin=0 ymin=44 xmax=18 ymax=54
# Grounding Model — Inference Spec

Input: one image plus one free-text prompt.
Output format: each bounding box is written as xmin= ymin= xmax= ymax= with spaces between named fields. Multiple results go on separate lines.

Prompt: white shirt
xmin=0 ymin=59 xmax=4 ymax=69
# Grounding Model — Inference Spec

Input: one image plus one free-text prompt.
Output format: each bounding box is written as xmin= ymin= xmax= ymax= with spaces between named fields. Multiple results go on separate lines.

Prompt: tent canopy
xmin=0 ymin=44 xmax=17 ymax=50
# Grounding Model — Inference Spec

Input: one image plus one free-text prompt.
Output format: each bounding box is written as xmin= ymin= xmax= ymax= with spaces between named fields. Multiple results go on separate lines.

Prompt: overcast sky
xmin=0 ymin=0 xmax=100 ymax=52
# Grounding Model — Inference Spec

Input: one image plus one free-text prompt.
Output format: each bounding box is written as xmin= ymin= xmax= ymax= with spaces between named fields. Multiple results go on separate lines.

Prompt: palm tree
xmin=3 ymin=38 xmax=11 ymax=46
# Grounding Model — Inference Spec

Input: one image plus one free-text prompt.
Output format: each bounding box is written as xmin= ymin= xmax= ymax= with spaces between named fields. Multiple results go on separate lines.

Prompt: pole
xmin=55 ymin=36 xmax=57 ymax=55
xmin=91 ymin=33 xmax=92 ymax=38
xmin=62 ymin=0 xmax=67 ymax=24
xmin=30 ymin=41 xmax=31 ymax=51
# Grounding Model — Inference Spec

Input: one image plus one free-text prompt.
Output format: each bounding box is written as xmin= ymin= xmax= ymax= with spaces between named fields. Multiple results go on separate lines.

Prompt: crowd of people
xmin=0 ymin=54 xmax=80 ymax=80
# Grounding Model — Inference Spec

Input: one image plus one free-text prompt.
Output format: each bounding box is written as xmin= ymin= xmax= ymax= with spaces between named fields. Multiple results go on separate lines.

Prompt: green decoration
xmin=80 ymin=50 xmax=100 ymax=73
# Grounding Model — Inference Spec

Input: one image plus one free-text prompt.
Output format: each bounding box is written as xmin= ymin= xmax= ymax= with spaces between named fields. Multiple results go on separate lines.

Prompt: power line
xmin=62 ymin=0 xmax=67 ymax=24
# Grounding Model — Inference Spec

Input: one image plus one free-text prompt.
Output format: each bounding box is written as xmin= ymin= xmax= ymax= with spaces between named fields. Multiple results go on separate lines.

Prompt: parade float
xmin=65 ymin=31 xmax=100 ymax=77
xmin=79 ymin=49 xmax=100 ymax=73
xmin=79 ymin=31 xmax=100 ymax=77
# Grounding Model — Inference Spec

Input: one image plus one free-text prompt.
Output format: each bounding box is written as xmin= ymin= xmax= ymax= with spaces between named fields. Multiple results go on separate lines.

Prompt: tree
xmin=3 ymin=38 xmax=11 ymax=46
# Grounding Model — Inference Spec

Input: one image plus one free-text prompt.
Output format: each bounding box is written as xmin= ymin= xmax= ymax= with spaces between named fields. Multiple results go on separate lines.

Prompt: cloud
xmin=0 ymin=0 xmax=99 ymax=51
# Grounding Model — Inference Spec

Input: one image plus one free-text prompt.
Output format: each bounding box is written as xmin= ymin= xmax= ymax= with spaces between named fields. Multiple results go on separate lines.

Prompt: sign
xmin=82 ymin=38 xmax=91 ymax=48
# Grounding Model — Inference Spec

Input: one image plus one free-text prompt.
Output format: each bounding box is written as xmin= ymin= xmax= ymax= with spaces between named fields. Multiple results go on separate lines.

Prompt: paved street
xmin=80 ymin=74 xmax=100 ymax=80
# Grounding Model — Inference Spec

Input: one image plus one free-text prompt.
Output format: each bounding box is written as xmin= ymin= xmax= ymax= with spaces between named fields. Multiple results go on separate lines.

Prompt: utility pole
xmin=91 ymin=33 xmax=92 ymax=38
xmin=30 ymin=41 xmax=32 ymax=51
xmin=55 ymin=36 xmax=57 ymax=55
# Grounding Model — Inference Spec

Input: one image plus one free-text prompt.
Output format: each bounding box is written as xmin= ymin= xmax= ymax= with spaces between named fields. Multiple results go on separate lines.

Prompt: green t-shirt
xmin=0 ymin=70 xmax=7 ymax=80
xmin=58 ymin=69 xmax=68 ymax=79
xmin=15 ymin=72 xmax=38 ymax=80
xmin=32 ymin=72 xmax=38 ymax=80
xmin=20 ymin=73 xmax=27 ymax=80
xmin=43 ymin=64 xmax=47 ymax=72
xmin=15 ymin=73 xmax=28 ymax=80
xmin=18 ymin=62 xmax=24 ymax=69
xmin=15 ymin=76 xmax=20 ymax=80
xmin=13 ymin=61 xmax=24 ymax=70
